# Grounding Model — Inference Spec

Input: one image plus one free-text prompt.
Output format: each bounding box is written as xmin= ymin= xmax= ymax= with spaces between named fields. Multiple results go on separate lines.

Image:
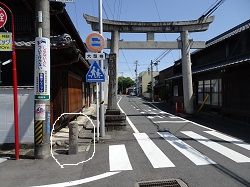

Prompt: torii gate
xmin=84 ymin=14 xmax=214 ymax=114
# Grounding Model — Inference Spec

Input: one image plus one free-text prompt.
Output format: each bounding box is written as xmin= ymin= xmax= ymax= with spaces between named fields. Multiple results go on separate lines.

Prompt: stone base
xmin=105 ymin=109 xmax=127 ymax=131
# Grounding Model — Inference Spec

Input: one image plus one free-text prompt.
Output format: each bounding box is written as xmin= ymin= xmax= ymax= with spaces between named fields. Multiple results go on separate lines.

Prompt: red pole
xmin=0 ymin=2 xmax=19 ymax=160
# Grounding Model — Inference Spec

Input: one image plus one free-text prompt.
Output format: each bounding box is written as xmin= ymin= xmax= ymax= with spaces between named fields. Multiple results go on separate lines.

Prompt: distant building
xmin=138 ymin=71 xmax=159 ymax=99
xmin=155 ymin=19 xmax=250 ymax=123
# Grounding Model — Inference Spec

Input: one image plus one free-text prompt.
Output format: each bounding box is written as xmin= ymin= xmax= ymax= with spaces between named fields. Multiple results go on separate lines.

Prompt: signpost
xmin=86 ymin=30 xmax=106 ymax=140
xmin=0 ymin=3 xmax=19 ymax=160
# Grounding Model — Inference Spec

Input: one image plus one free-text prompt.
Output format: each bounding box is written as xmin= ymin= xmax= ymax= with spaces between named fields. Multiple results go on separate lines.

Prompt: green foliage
xmin=118 ymin=76 xmax=135 ymax=94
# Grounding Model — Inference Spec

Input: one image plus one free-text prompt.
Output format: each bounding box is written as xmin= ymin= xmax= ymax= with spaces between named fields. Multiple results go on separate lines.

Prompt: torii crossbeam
xmin=84 ymin=14 xmax=214 ymax=115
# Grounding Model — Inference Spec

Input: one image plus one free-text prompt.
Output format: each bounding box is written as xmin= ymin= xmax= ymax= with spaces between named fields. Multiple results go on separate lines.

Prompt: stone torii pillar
xmin=84 ymin=14 xmax=214 ymax=116
xmin=108 ymin=31 xmax=120 ymax=110
xmin=181 ymin=30 xmax=193 ymax=114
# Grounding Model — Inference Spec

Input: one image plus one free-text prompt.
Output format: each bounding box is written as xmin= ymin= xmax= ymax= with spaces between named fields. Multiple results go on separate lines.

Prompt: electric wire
xmin=103 ymin=4 xmax=109 ymax=19
xmin=113 ymin=0 xmax=117 ymax=19
xmin=73 ymin=1 xmax=79 ymax=32
xmin=121 ymin=50 xmax=134 ymax=78
xmin=152 ymin=0 xmax=175 ymax=68
xmin=104 ymin=0 xmax=115 ymax=19
xmin=199 ymin=0 xmax=225 ymax=19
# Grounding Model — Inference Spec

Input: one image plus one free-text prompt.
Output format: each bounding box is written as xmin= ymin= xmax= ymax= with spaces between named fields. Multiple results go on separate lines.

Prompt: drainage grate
xmin=135 ymin=179 xmax=188 ymax=187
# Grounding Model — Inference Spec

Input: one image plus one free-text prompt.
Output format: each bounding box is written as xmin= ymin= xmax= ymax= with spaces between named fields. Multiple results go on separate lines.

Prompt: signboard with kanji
xmin=85 ymin=52 xmax=105 ymax=60
xmin=34 ymin=37 xmax=50 ymax=100
xmin=0 ymin=32 xmax=12 ymax=51
xmin=0 ymin=7 xmax=7 ymax=29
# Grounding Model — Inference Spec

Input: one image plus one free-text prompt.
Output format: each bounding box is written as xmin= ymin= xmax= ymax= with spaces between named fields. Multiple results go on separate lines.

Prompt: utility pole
xmin=154 ymin=60 xmax=159 ymax=72
xmin=150 ymin=60 xmax=154 ymax=102
xmin=99 ymin=0 xmax=105 ymax=138
xmin=135 ymin=60 xmax=138 ymax=95
xmin=34 ymin=0 xmax=50 ymax=159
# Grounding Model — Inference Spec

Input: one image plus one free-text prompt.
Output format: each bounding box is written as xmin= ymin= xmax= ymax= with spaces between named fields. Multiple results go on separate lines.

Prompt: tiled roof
xmin=166 ymin=55 xmax=250 ymax=80
xmin=206 ymin=19 xmax=250 ymax=47
xmin=193 ymin=56 xmax=250 ymax=74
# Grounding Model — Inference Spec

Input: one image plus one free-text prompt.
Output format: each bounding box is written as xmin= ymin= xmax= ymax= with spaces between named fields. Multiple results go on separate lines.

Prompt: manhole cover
xmin=135 ymin=179 xmax=188 ymax=187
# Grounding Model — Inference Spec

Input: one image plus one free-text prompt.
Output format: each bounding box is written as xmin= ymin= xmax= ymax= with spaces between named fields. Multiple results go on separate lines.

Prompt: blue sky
xmin=66 ymin=0 xmax=250 ymax=79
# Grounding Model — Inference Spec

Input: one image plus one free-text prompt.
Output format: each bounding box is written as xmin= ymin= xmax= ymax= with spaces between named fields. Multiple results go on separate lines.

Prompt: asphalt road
xmin=0 ymin=96 xmax=250 ymax=187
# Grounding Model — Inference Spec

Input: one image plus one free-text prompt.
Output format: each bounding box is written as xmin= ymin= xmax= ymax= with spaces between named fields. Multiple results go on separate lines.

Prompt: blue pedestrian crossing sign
xmin=86 ymin=61 xmax=105 ymax=82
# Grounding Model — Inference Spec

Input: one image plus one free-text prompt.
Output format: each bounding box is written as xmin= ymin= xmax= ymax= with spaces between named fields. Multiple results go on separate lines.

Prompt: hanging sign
xmin=0 ymin=32 xmax=12 ymax=51
xmin=34 ymin=37 xmax=50 ymax=100
xmin=0 ymin=7 xmax=7 ymax=29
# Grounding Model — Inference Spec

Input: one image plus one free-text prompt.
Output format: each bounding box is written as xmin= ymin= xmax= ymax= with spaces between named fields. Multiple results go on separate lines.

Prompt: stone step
xmin=78 ymin=129 xmax=93 ymax=143
xmin=105 ymin=114 xmax=126 ymax=121
xmin=106 ymin=109 xmax=121 ymax=115
xmin=105 ymin=122 xmax=127 ymax=126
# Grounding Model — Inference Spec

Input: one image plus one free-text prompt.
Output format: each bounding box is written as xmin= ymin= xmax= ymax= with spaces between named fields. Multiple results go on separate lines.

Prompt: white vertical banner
xmin=34 ymin=37 xmax=50 ymax=100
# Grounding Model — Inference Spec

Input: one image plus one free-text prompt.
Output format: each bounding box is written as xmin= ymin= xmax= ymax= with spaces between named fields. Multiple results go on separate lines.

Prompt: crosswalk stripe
xmin=153 ymin=120 xmax=187 ymax=123
xmin=204 ymin=131 xmax=250 ymax=151
xmin=134 ymin=133 xmax=175 ymax=168
xmin=109 ymin=145 xmax=133 ymax=171
xmin=181 ymin=131 xmax=250 ymax=163
xmin=158 ymin=132 xmax=216 ymax=165
xmin=0 ymin=158 xmax=8 ymax=164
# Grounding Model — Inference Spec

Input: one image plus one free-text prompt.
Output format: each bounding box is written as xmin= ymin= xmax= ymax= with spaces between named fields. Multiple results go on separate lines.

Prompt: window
xmin=197 ymin=79 xmax=222 ymax=106
xmin=173 ymin=85 xmax=178 ymax=96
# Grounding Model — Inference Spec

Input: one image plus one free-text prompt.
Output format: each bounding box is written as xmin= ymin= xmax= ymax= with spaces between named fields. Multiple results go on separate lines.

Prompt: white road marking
xmin=181 ymin=131 xmax=250 ymax=163
xmin=148 ymin=110 xmax=152 ymax=112
xmin=153 ymin=109 xmax=157 ymax=111
xmin=158 ymin=132 xmax=216 ymax=165
xmin=140 ymin=112 xmax=145 ymax=114
xmin=153 ymin=120 xmax=187 ymax=123
xmin=149 ymin=103 xmax=215 ymax=131
xmin=109 ymin=145 xmax=133 ymax=171
xmin=156 ymin=116 xmax=163 ymax=119
xmin=136 ymin=109 xmax=140 ymax=110
xmin=147 ymin=116 xmax=154 ymax=119
xmin=31 ymin=172 xmax=120 ymax=187
xmin=169 ymin=116 xmax=180 ymax=119
xmin=159 ymin=111 xmax=168 ymax=114
xmin=117 ymin=97 xmax=139 ymax=133
xmin=0 ymin=158 xmax=8 ymax=164
xmin=134 ymin=133 xmax=175 ymax=168
xmin=204 ymin=131 xmax=250 ymax=151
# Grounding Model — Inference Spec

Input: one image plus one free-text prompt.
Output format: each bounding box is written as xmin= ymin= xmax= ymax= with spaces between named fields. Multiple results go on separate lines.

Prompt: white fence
xmin=0 ymin=87 xmax=34 ymax=144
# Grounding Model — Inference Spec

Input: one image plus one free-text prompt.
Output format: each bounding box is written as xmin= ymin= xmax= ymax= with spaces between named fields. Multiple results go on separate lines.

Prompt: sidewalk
xmin=0 ymin=104 xmax=97 ymax=159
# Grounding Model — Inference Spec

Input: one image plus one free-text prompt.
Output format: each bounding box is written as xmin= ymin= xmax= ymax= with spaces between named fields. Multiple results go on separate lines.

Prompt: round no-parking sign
xmin=85 ymin=32 xmax=105 ymax=52
xmin=0 ymin=7 xmax=7 ymax=29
